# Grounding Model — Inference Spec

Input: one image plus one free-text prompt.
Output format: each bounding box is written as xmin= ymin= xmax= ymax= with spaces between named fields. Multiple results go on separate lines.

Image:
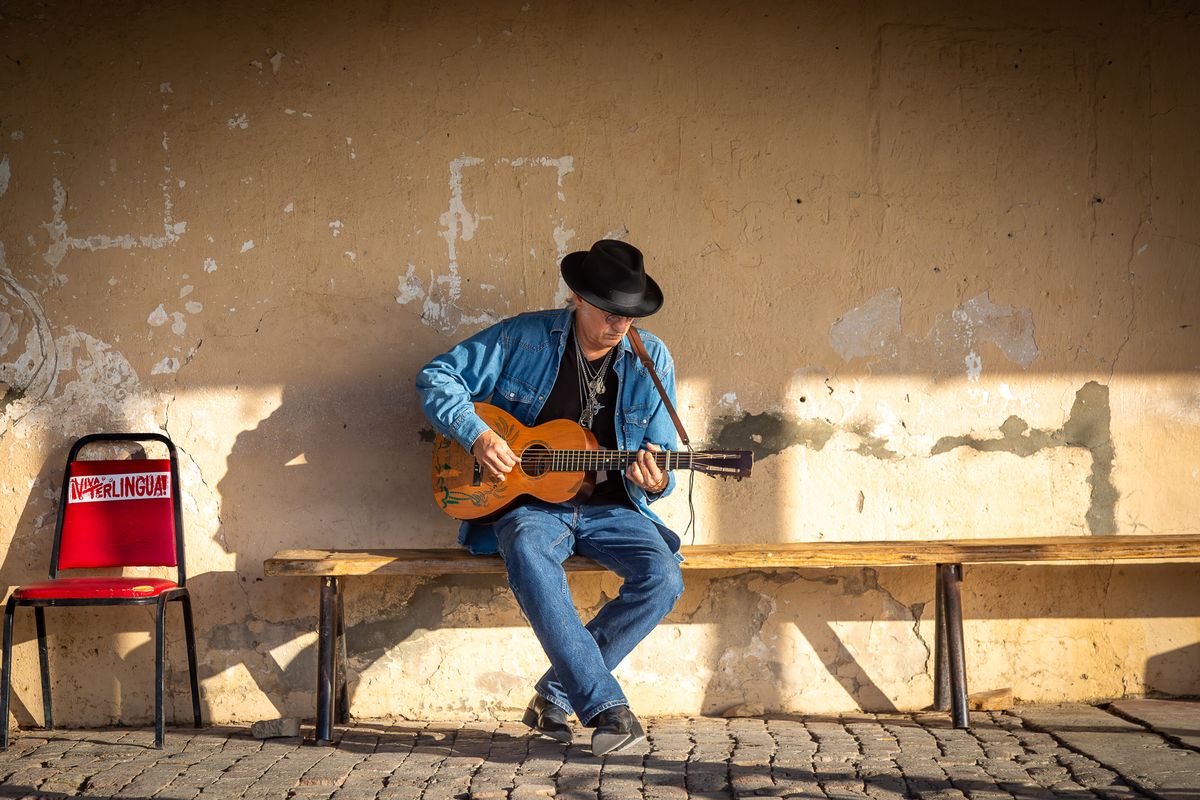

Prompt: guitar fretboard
xmin=519 ymin=450 xmax=736 ymax=472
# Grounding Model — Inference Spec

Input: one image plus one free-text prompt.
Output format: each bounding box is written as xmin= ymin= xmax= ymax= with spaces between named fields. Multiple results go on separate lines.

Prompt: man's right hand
xmin=471 ymin=429 xmax=518 ymax=481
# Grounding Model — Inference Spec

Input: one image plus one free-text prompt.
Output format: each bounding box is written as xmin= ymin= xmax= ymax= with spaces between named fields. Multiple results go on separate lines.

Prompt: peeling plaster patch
xmin=147 ymin=304 xmax=168 ymax=326
xmin=396 ymin=265 xmax=423 ymax=305
xmin=344 ymin=251 xmax=356 ymax=263
xmin=830 ymin=289 xmax=1038 ymax=377
xmin=329 ymin=220 xmax=343 ymax=237
xmin=0 ymin=156 xmax=10 ymax=197
xmin=0 ymin=252 xmax=56 ymax=419
xmin=425 ymin=155 xmax=573 ymax=333
xmin=43 ymin=136 xmax=185 ymax=268
xmin=269 ymin=51 xmax=284 ymax=73
xmin=180 ymin=285 xmax=194 ymax=298
xmin=240 ymin=240 xmax=255 ymax=252
xmin=227 ymin=113 xmax=249 ymax=130
xmin=159 ymin=82 xmax=172 ymax=93
xmin=151 ymin=357 xmax=179 ymax=375
xmin=185 ymin=301 xmax=203 ymax=314
xmin=830 ymin=288 xmax=901 ymax=362
xmin=346 ymin=138 xmax=356 ymax=160
xmin=932 ymin=381 xmax=1115 ymax=534
xmin=4 ymin=306 xmax=157 ymax=441
xmin=171 ymin=312 xmax=186 ymax=335
xmin=283 ymin=202 xmax=294 ymax=213
xmin=203 ymin=257 xmax=218 ymax=273
xmin=965 ymin=351 xmax=982 ymax=381
xmin=10 ymin=132 xmax=23 ymax=141
xmin=603 ymin=225 xmax=630 ymax=241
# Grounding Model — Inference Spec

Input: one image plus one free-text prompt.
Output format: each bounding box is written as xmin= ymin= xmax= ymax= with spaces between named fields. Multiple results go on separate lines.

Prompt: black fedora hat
xmin=560 ymin=239 xmax=663 ymax=318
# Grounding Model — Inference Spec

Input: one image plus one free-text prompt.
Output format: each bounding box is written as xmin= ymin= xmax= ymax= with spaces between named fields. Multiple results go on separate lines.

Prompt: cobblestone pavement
xmin=0 ymin=705 xmax=1196 ymax=800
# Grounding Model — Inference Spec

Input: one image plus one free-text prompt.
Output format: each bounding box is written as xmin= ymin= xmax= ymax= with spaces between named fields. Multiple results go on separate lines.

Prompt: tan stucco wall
xmin=1 ymin=0 xmax=1197 ymax=727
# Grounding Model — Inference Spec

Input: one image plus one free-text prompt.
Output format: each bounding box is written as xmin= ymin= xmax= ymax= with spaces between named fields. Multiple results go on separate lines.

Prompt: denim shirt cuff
xmin=452 ymin=408 xmax=489 ymax=451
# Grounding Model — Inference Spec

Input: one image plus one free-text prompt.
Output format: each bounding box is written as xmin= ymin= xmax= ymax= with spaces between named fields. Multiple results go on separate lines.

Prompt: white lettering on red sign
xmin=67 ymin=472 xmax=171 ymax=503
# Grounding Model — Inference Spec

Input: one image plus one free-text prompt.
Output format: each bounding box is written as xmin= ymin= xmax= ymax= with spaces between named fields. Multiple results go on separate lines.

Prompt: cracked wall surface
xmin=1 ymin=0 xmax=1198 ymax=726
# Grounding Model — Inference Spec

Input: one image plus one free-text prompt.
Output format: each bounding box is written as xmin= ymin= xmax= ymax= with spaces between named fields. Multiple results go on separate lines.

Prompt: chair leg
xmin=34 ymin=608 xmax=52 ymax=730
xmin=1 ymin=598 xmax=17 ymax=750
xmin=180 ymin=594 xmax=202 ymax=728
xmin=154 ymin=597 xmax=167 ymax=749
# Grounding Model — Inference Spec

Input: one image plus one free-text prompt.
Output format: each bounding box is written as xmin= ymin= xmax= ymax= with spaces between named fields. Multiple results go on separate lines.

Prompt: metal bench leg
xmin=34 ymin=607 xmax=52 ymax=730
xmin=336 ymin=580 xmax=348 ymax=725
xmin=938 ymin=563 xmax=969 ymax=729
xmin=933 ymin=566 xmax=949 ymax=711
xmin=316 ymin=576 xmax=340 ymax=745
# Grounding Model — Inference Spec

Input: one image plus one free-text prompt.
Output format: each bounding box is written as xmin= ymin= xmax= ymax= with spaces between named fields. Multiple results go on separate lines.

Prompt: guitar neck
xmin=524 ymin=450 xmax=705 ymax=472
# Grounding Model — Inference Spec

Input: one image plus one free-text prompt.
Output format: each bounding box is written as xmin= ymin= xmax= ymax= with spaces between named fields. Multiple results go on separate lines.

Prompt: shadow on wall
xmin=194 ymin=378 xmax=421 ymax=720
xmin=1145 ymin=642 xmax=1200 ymax=698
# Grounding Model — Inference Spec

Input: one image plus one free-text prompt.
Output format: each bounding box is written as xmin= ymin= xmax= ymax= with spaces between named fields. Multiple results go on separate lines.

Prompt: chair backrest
xmin=50 ymin=433 xmax=186 ymax=583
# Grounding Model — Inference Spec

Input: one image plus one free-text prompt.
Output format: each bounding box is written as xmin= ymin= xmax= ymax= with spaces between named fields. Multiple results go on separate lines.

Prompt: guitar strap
xmin=627 ymin=327 xmax=691 ymax=448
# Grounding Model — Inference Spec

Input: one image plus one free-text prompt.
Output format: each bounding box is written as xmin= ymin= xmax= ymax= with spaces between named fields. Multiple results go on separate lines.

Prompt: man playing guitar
xmin=416 ymin=239 xmax=683 ymax=755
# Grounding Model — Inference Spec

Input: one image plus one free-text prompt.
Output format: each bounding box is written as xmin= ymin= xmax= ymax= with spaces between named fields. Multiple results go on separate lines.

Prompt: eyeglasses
xmin=602 ymin=311 xmax=635 ymax=325
xmin=577 ymin=297 xmax=635 ymax=325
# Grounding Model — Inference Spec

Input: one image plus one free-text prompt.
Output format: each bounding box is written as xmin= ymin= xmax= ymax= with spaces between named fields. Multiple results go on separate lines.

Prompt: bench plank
xmin=264 ymin=534 xmax=1200 ymax=576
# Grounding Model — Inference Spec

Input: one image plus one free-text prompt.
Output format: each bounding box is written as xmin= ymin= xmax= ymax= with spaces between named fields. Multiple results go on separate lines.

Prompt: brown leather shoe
xmin=521 ymin=694 xmax=572 ymax=743
xmin=588 ymin=705 xmax=645 ymax=756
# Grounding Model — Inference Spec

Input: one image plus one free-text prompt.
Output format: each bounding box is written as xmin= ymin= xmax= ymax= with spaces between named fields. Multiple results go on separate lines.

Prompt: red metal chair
xmin=1 ymin=433 xmax=201 ymax=749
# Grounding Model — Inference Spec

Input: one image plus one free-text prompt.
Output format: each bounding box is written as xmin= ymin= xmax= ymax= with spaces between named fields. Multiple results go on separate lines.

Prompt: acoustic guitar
xmin=431 ymin=402 xmax=753 ymax=521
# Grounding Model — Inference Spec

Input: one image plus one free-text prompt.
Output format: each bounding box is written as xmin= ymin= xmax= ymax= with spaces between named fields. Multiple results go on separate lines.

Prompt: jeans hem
xmin=539 ymin=691 xmax=573 ymax=717
xmin=579 ymin=698 xmax=626 ymax=727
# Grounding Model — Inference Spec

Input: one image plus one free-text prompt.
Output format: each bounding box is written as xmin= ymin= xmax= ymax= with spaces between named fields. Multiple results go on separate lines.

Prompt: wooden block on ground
xmin=251 ymin=718 xmax=302 ymax=739
xmin=969 ymin=688 xmax=1013 ymax=711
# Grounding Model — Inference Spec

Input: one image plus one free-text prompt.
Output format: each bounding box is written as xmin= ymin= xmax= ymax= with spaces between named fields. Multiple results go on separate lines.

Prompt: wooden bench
xmin=264 ymin=534 xmax=1200 ymax=744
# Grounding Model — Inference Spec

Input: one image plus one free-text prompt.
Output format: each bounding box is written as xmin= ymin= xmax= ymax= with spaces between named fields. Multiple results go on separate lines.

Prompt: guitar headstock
xmin=692 ymin=450 xmax=754 ymax=480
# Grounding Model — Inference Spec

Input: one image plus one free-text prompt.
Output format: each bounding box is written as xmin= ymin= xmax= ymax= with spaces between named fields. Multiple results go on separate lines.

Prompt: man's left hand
xmin=627 ymin=443 xmax=669 ymax=493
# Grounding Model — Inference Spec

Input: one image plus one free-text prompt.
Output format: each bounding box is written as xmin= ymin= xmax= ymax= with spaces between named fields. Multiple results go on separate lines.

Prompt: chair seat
xmin=13 ymin=577 xmax=179 ymax=600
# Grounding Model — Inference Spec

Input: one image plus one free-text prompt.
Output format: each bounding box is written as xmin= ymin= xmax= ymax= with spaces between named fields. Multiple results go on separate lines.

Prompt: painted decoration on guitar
xmin=431 ymin=403 xmax=752 ymax=522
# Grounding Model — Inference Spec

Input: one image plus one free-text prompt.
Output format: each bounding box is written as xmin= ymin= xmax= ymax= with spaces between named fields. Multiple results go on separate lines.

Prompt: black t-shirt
xmin=535 ymin=330 xmax=631 ymax=507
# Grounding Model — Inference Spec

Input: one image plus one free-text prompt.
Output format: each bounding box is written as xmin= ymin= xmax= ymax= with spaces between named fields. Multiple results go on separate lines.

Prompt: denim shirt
xmin=416 ymin=306 xmax=681 ymax=556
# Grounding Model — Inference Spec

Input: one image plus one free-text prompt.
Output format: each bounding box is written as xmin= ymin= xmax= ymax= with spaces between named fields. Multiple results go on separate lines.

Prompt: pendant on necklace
xmin=591 ymin=377 xmax=606 ymax=395
xmin=580 ymin=398 xmax=604 ymax=430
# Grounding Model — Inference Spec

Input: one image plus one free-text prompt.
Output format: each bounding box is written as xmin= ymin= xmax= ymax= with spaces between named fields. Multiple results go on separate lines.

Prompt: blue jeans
xmin=494 ymin=500 xmax=685 ymax=725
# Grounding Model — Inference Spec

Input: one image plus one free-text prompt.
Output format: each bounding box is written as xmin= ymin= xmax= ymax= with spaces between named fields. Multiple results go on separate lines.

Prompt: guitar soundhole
xmin=521 ymin=443 xmax=551 ymax=478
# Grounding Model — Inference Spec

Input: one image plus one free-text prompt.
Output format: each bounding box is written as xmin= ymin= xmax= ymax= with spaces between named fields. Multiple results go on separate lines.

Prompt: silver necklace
xmin=575 ymin=338 xmax=613 ymax=429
